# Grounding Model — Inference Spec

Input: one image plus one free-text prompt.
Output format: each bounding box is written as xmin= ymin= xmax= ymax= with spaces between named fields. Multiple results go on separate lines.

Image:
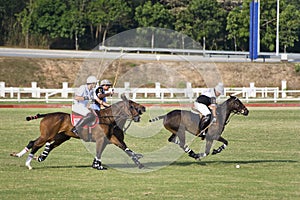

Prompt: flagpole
xmin=276 ymin=0 xmax=280 ymax=56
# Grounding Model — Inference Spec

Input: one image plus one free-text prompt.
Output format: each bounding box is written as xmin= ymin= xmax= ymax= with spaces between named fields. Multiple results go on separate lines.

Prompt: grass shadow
xmin=172 ymin=159 xmax=298 ymax=167
xmin=29 ymin=159 xmax=298 ymax=171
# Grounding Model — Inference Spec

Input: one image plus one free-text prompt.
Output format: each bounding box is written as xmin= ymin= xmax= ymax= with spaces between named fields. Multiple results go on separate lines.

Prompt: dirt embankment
xmin=0 ymin=57 xmax=299 ymax=90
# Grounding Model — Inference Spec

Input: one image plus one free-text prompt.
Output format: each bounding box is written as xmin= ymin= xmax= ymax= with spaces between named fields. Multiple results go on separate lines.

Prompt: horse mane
xmin=217 ymin=98 xmax=229 ymax=109
xmin=216 ymin=96 xmax=237 ymax=114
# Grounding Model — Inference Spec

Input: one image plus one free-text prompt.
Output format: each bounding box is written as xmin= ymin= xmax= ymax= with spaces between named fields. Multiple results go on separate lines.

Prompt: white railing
xmin=0 ymin=81 xmax=300 ymax=103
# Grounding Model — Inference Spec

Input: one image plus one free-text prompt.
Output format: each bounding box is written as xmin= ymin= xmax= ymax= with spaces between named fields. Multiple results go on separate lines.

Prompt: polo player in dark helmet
xmin=194 ymin=82 xmax=225 ymax=139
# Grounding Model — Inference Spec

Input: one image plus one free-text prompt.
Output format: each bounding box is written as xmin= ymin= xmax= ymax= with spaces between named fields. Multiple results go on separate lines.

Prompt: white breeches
xmin=193 ymin=102 xmax=211 ymax=116
xmin=72 ymin=104 xmax=90 ymax=116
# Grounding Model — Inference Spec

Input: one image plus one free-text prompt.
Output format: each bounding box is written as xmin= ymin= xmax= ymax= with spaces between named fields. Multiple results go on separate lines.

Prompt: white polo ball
xmin=236 ymin=164 xmax=240 ymax=169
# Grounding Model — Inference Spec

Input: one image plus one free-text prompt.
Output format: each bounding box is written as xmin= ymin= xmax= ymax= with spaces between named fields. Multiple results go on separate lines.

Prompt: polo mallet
xmin=111 ymin=56 xmax=122 ymax=103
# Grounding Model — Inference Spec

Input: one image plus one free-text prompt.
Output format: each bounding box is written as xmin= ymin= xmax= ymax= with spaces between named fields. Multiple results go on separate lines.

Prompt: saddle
xmin=70 ymin=112 xmax=99 ymax=129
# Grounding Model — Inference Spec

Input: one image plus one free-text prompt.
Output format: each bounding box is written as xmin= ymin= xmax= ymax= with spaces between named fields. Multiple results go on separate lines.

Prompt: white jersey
xmin=73 ymin=85 xmax=94 ymax=107
xmin=72 ymin=84 xmax=94 ymax=116
xmin=201 ymin=88 xmax=216 ymax=98
xmin=194 ymin=88 xmax=217 ymax=116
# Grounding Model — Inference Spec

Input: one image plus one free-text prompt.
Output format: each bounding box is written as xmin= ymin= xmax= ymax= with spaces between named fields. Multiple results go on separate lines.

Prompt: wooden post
xmin=0 ymin=82 xmax=5 ymax=97
xmin=281 ymin=80 xmax=287 ymax=98
xmin=31 ymin=82 xmax=37 ymax=98
xmin=62 ymin=82 xmax=68 ymax=98
xmin=155 ymin=82 xmax=160 ymax=98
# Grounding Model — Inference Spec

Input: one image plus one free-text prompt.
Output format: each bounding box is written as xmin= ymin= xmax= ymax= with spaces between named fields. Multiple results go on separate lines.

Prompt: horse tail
xmin=149 ymin=115 xmax=165 ymax=122
xmin=26 ymin=113 xmax=47 ymax=121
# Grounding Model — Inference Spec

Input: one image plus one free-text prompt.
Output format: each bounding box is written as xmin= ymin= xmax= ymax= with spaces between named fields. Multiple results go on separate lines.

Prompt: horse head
xmin=129 ymin=100 xmax=146 ymax=115
xmin=120 ymin=94 xmax=142 ymax=122
xmin=227 ymin=96 xmax=249 ymax=116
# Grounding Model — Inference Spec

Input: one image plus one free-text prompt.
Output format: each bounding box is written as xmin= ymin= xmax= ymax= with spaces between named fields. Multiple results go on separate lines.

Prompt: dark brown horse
xmin=149 ymin=96 xmax=249 ymax=160
xmin=11 ymin=94 xmax=146 ymax=170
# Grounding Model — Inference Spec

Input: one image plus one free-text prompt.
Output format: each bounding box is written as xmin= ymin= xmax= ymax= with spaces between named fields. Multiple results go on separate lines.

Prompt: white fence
xmin=0 ymin=81 xmax=300 ymax=103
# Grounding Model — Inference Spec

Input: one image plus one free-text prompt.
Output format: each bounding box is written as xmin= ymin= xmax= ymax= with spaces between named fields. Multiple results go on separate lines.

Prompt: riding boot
xmin=198 ymin=114 xmax=211 ymax=139
xmin=71 ymin=113 xmax=95 ymax=136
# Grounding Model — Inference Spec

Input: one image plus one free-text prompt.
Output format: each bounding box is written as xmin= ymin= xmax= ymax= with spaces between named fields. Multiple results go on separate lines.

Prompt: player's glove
xmin=212 ymin=117 xmax=217 ymax=123
xmin=83 ymin=96 xmax=90 ymax=100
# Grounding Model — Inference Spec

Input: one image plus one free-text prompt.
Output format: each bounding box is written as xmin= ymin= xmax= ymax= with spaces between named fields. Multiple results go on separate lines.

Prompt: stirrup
xmin=198 ymin=130 xmax=206 ymax=140
xmin=71 ymin=127 xmax=79 ymax=136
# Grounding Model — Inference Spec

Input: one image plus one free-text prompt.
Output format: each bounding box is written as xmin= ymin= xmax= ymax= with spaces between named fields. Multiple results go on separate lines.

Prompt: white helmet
xmin=215 ymin=82 xmax=224 ymax=95
xmin=86 ymin=76 xmax=97 ymax=84
xmin=100 ymin=79 xmax=112 ymax=86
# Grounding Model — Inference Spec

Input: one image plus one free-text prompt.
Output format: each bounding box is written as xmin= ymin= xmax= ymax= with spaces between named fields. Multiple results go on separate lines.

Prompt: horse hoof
xmin=10 ymin=152 xmax=18 ymax=157
xmin=136 ymin=154 xmax=143 ymax=160
xmin=138 ymin=164 xmax=144 ymax=169
xmin=33 ymin=156 xmax=39 ymax=161
xmin=212 ymin=149 xmax=218 ymax=155
xmin=26 ymin=165 xmax=33 ymax=170
xmin=93 ymin=165 xmax=107 ymax=170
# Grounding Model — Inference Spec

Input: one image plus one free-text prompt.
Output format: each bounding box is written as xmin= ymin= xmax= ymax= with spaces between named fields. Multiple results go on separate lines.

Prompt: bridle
xmin=98 ymin=101 xmax=140 ymax=132
xmin=224 ymin=97 xmax=247 ymax=125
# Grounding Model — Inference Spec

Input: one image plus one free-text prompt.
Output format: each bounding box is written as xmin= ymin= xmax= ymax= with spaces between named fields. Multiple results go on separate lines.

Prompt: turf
xmin=0 ymin=107 xmax=299 ymax=199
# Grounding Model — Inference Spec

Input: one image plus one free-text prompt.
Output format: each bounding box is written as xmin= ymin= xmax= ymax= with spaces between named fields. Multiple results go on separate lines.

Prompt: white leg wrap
xmin=16 ymin=147 xmax=29 ymax=157
xmin=184 ymin=146 xmax=191 ymax=153
xmin=94 ymin=157 xmax=101 ymax=162
xmin=25 ymin=154 xmax=33 ymax=170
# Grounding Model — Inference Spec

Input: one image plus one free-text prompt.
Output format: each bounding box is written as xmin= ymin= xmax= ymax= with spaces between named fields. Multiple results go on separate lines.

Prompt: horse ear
xmin=121 ymin=93 xmax=128 ymax=102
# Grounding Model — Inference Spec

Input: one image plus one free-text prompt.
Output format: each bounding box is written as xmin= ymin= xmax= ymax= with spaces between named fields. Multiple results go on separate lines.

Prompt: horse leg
xmin=11 ymin=138 xmax=45 ymax=170
xmin=25 ymin=137 xmax=48 ymax=170
xmin=36 ymin=133 xmax=71 ymax=162
xmin=212 ymin=136 xmax=228 ymax=155
xmin=125 ymin=147 xmax=144 ymax=169
xmin=176 ymin=127 xmax=199 ymax=160
xmin=197 ymin=139 xmax=214 ymax=159
xmin=11 ymin=140 xmax=36 ymax=157
xmin=93 ymin=135 xmax=108 ymax=170
xmin=110 ymin=134 xmax=144 ymax=169
xmin=168 ymin=134 xmax=180 ymax=145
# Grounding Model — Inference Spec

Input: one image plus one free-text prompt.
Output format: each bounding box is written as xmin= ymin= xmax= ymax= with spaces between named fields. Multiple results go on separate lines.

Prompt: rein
xmin=97 ymin=104 xmax=136 ymax=132
xmin=224 ymin=110 xmax=243 ymax=126
xmin=224 ymin=113 xmax=236 ymax=126
xmin=123 ymin=119 xmax=133 ymax=133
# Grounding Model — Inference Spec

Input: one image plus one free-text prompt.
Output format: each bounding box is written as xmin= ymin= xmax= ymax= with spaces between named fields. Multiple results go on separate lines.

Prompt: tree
xmin=86 ymin=0 xmax=131 ymax=46
xmin=134 ymin=1 xmax=175 ymax=48
xmin=226 ymin=4 xmax=250 ymax=51
xmin=135 ymin=1 xmax=174 ymax=29
xmin=175 ymin=0 xmax=226 ymax=50
xmin=279 ymin=3 xmax=300 ymax=53
xmin=227 ymin=0 xmax=300 ymax=52
xmin=63 ymin=0 xmax=87 ymax=50
xmin=18 ymin=0 xmax=87 ymax=49
xmin=16 ymin=0 xmax=34 ymax=48
xmin=0 ymin=0 xmax=27 ymax=46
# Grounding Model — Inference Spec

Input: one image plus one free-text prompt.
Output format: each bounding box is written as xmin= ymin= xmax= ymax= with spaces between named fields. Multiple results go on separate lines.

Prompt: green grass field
xmin=0 ymin=107 xmax=299 ymax=199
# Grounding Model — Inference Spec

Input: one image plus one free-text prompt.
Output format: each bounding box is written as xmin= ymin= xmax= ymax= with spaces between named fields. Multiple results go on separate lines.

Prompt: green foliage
xmin=295 ymin=63 xmax=300 ymax=73
xmin=279 ymin=4 xmax=300 ymax=52
xmin=226 ymin=0 xmax=300 ymax=52
xmin=86 ymin=0 xmax=131 ymax=44
xmin=1 ymin=0 xmax=300 ymax=51
xmin=0 ymin=108 xmax=299 ymax=199
xmin=175 ymin=0 xmax=227 ymax=50
xmin=226 ymin=5 xmax=250 ymax=51
xmin=135 ymin=1 xmax=174 ymax=29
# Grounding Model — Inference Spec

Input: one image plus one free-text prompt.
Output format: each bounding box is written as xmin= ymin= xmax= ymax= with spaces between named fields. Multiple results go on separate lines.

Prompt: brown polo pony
xmin=11 ymin=94 xmax=146 ymax=170
xmin=149 ymin=96 xmax=249 ymax=160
